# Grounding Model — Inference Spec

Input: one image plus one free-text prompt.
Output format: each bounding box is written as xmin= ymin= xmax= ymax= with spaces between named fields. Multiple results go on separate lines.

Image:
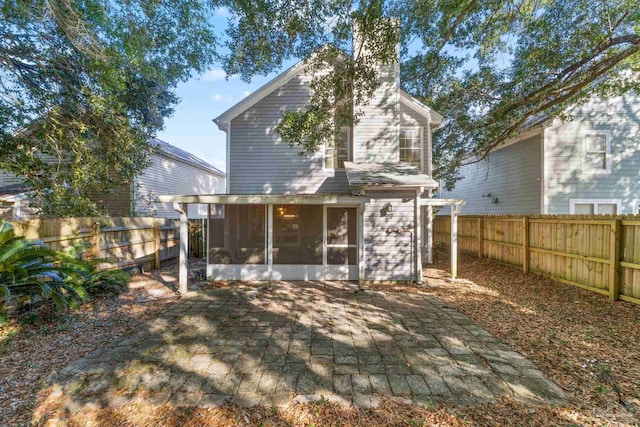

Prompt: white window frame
xmin=323 ymin=205 xmax=358 ymax=266
xmin=323 ymin=127 xmax=351 ymax=170
xmin=399 ymin=127 xmax=422 ymax=167
xmin=569 ymin=198 xmax=622 ymax=215
xmin=582 ymin=130 xmax=611 ymax=173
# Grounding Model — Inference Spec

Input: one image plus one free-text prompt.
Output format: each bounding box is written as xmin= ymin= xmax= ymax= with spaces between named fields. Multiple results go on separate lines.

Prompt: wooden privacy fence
xmin=10 ymin=217 xmax=180 ymax=271
xmin=434 ymin=214 xmax=640 ymax=305
xmin=188 ymin=218 xmax=207 ymax=259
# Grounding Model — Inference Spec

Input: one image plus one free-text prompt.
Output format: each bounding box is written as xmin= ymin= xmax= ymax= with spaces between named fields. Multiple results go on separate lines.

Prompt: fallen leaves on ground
xmin=372 ymin=246 xmax=640 ymax=426
xmin=0 ymin=273 xmax=178 ymax=426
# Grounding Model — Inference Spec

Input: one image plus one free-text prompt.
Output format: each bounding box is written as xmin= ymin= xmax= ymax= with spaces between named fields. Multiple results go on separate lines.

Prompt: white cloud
xmin=203 ymin=68 xmax=230 ymax=81
xmin=216 ymin=6 xmax=230 ymax=16
xmin=211 ymin=93 xmax=239 ymax=102
xmin=242 ymin=91 xmax=251 ymax=98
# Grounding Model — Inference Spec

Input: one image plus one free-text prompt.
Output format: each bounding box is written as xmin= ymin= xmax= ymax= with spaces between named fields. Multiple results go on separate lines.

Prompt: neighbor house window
xmin=399 ymin=128 xmax=421 ymax=166
xmin=570 ymin=199 xmax=621 ymax=215
xmin=583 ymin=131 xmax=611 ymax=172
xmin=324 ymin=127 xmax=350 ymax=169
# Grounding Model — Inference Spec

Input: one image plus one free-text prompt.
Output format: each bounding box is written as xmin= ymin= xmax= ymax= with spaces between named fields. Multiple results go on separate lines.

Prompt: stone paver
xmin=42 ymin=282 xmax=565 ymax=415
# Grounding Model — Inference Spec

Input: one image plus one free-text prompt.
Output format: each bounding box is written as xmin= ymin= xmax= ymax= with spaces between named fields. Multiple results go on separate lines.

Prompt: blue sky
xmin=156 ymin=68 xmax=275 ymax=173
xmin=156 ymin=6 xmax=295 ymax=173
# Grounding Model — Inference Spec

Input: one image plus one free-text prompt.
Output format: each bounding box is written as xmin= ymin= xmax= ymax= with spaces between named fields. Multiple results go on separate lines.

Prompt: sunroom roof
xmin=344 ymin=162 xmax=439 ymax=189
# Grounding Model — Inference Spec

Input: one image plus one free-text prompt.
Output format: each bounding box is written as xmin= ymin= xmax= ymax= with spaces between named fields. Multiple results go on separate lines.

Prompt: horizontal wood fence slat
xmin=9 ymin=217 xmax=181 ymax=272
xmin=434 ymin=214 xmax=640 ymax=304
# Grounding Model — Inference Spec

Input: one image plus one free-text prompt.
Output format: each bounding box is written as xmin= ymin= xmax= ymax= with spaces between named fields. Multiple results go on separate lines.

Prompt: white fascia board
xmin=492 ymin=124 xmax=545 ymax=152
xmin=399 ymin=90 xmax=445 ymax=126
xmin=158 ymin=194 xmax=370 ymax=205
xmin=213 ymin=59 xmax=309 ymax=130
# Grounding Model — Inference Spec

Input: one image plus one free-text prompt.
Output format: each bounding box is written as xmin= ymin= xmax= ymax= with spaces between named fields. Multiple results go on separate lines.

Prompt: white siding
xmin=365 ymin=190 xmax=415 ymax=280
xmin=544 ymin=94 xmax=640 ymax=214
xmin=0 ymin=171 xmax=22 ymax=187
xmin=353 ymin=59 xmax=399 ymax=163
xmin=229 ymin=74 xmax=350 ymax=194
xmin=135 ymin=153 xmax=223 ymax=218
xmin=440 ymin=135 xmax=543 ymax=214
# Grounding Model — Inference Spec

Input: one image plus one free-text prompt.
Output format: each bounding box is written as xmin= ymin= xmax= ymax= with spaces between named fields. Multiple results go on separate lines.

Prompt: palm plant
xmin=0 ymin=220 xmax=91 ymax=310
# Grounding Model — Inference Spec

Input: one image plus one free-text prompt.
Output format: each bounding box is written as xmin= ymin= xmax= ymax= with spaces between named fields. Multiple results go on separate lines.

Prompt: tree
xmin=219 ymin=0 xmax=640 ymax=188
xmin=3 ymin=0 xmax=638 ymax=209
xmin=1 ymin=0 xmax=218 ymax=216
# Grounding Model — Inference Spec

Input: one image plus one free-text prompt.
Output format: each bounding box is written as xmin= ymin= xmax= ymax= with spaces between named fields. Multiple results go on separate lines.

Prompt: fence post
xmin=154 ymin=220 xmax=160 ymax=269
xmin=92 ymin=222 xmax=101 ymax=259
xmin=477 ymin=217 xmax=483 ymax=258
xmin=522 ymin=216 xmax=529 ymax=273
xmin=609 ymin=219 xmax=621 ymax=301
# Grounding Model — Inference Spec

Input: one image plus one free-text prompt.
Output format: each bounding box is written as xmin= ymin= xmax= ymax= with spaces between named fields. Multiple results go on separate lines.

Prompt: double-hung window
xmin=399 ymin=128 xmax=422 ymax=166
xmin=583 ymin=131 xmax=611 ymax=172
xmin=324 ymin=127 xmax=350 ymax=169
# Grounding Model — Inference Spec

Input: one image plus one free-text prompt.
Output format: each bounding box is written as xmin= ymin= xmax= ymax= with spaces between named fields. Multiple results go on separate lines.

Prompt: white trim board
xmin=569 ymin=198 xmax=622 ymax=214
xmin=214 ymin=54 xmax=444 ymax=129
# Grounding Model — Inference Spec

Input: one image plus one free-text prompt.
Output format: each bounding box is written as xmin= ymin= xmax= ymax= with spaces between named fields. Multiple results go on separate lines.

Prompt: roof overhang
xmin=158 ymin=193 xmax=370 ymax=205
xmin=214 ymin=52 xmax=445 ymax=130
xmin=344 ymin=162 xmax=439 ymax=190
xmin=399 ymin=90 xmax=445 ymax=128
xmin=213 ymin=59 xmax=310 ymax=129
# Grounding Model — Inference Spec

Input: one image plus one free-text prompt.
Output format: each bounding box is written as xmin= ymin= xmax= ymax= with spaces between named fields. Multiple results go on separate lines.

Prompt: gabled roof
xmin=213 ymin=55 xmax=444 ymax=129
xmin=213 ymin=59 xmax=309 ymax=128
xmin=150 ymin=138 xmax=225 ymax=177
xmin=399 ymin=90 xmax=444 ymax=127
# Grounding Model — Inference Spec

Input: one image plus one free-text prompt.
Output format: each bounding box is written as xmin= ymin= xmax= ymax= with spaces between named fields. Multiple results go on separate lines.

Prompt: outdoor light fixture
xmin=383 ymin=202 xmax=392 ymax=213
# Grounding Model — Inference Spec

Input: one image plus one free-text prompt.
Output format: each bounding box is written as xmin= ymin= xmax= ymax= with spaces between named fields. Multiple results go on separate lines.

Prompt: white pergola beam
xmin=159 ymin=194 xmax=369 ymax=205
xmin=174 ymin=202 xmax=189 ymax=294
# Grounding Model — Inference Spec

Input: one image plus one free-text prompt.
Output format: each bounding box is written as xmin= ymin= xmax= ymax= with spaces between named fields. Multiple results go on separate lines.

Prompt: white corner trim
xmin=541 ymin=131 xmax=548 ymax=214
xmin=569 ymin=198 xmax=622 ymax=214
xmin=224 ymin=122 xmax=231 ymax=194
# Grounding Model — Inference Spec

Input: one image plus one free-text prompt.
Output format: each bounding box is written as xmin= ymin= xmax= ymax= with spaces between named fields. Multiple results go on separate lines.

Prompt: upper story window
xmin=399 ymin=128 xmax=422 ymax=166
xmin=583 ymin=131 xmax=611 ymax=172
xmin=324 ymin=127 xmax=351 ymax=170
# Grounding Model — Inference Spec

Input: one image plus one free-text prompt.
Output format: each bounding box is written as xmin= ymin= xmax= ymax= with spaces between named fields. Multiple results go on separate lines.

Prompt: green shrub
xmin=0 ymin=220 xmax=91 ymax=310
xmin=84 ymin=269 xmax=130 ymax=295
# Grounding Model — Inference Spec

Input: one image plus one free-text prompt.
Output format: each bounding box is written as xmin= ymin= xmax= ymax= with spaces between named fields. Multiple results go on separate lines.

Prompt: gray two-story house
xmin=161 ymin=33 xmax=465 ymax=288
xmin=440 ymin=94 xmax=640 ymax=215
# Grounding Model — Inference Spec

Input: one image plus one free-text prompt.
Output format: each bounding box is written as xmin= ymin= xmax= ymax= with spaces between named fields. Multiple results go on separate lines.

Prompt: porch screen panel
xmin=327 ymin=207 xmax=357 ymax=265
xmin=273 ymin=204 xmax=323 ymax=265
xmin=208 ymin=204 xmax=266 ymax=264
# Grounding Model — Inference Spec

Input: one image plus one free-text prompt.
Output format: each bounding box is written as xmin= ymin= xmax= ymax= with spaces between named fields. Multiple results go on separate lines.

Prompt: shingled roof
xmin=150 ymin=138 xmax=225 ymax=177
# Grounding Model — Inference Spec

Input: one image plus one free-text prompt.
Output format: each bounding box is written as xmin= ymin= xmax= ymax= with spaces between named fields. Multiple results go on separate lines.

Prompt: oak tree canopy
xmin=2 ymin=0 xmax=638 ymax=215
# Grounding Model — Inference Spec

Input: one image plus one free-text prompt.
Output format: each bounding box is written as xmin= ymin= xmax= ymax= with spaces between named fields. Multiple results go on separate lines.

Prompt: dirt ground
xmin=2 ymin=252 xmax=640 ymax=426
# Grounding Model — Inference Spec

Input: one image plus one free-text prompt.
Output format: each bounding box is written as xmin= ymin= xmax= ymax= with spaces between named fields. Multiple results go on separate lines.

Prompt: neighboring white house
xmin=439 ymin=93 xmax=640 ymax=215
xmin=159 ymin=25 xmax=466 ymax=289
xmin=0 ymin=138 xmax=225 ymax=219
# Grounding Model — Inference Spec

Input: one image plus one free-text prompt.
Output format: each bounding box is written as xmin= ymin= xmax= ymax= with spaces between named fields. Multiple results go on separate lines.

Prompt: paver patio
xmin=41 ymin=282 xmax=564 ymax=415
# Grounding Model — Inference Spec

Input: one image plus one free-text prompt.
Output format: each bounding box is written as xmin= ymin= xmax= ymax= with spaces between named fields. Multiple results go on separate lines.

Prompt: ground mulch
xmin=4 ymin=252 xmax=640 ymax=426
xmin=0 ymin=273 xmax=179 ymax=426
xmin=393 ymin=246 xmax=640 ymax=426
